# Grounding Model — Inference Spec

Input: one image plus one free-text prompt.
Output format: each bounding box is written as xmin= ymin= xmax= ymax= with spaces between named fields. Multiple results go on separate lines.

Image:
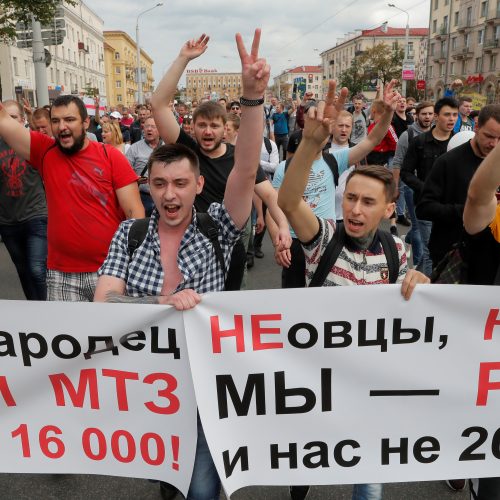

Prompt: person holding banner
xmin=278 ymin=80 xmax=430 ymax=500
xmin=95 ymin=29 xmax=271 ymax=499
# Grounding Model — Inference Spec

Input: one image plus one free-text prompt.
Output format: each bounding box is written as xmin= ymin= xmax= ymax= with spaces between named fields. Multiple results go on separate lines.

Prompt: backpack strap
xmin=285 ymin=154 xmax=339 ymax=188
xmin=127 ymin=218 xmax=150 ymax=258
xmin=322 ymin=151 xmax=339 ymax=187
xmin=263 ymin=136 xmax=272 ymax=155
xmin=309 ymin=223 xmax=346 ymax=287
xmin=378 ymin=230 xmax=400 ymax=284
xmin=197 ymin=212 xmax=226 ymax=277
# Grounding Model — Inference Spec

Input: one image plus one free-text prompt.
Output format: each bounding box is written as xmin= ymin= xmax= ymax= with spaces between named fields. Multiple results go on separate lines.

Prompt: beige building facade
xmin=103 ymin=30 xmax=154 ymax=108
xmin=185 ymin=70 xmax=242 ymax=102
xmin=427 ymin=0 xmax=500 ymax=102
xmin=319 ymin=26 xmax=429 ymax=97
xmin=273 ymin=65 xmax=323 ymax=100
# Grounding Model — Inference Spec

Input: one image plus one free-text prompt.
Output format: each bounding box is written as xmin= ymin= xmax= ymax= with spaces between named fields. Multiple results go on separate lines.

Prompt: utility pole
xmin=32 ymin=17 xmax=49 ymax=106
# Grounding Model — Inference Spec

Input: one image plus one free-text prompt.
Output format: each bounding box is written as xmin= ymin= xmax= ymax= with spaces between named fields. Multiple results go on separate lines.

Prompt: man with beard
xmin=0 ymin=94 xmax=144 ymax=301
xmin=151 ymin=34 xmax=291 ymax=291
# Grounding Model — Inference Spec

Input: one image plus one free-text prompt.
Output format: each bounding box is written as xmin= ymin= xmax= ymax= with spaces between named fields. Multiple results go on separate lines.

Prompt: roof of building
xmin=361 ymin=26 xmax=429 ymax=37
xmin=287 ymin=65 xmax=323 ymax=74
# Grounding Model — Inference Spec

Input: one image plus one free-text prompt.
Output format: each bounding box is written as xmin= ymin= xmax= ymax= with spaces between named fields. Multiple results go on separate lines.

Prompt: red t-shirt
xmin=367 ymin=122 xmax=398 ymax=153
xmin=29 ymin=131 xmax=138 ymax=272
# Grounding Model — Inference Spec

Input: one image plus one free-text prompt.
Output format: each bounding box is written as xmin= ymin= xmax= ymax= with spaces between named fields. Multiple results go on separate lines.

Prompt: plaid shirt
xmin=98 ymin=202 xmax=241 ymax=296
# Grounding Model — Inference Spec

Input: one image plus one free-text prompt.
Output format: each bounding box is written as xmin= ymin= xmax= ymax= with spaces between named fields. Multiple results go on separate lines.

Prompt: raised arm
xmin=348 ymin=80 xmax=400 ymax=165
xmin=463 ymin=141 xmax=500 ymax=235
xmin=278 ymin=83 xmax=337 ymax=242
xmin=0 ymin=103 xmax=31 ymax=160
xmin=151 ymin=34 xmax=209 ymax=145
xmin=224 ymin=29 xmax=270 ymax=229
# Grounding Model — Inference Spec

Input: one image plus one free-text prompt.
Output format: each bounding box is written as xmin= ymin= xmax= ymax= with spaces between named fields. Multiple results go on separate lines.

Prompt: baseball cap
xmin=110 ymin=111 xmax=122 ymax=120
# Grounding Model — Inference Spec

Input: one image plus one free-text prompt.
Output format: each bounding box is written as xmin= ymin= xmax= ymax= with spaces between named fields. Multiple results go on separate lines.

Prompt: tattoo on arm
xmin=105 ymin=291 xmax=159 ymax=304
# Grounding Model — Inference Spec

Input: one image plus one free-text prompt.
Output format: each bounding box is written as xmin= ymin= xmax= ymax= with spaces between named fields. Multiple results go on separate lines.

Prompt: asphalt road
xmin=0 ymin=235 xmax=470 ymax=499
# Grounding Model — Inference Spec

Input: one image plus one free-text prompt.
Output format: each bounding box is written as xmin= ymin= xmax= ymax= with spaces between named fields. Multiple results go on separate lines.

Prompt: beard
xmin=56 ymin=129 xmax=86 ymax=155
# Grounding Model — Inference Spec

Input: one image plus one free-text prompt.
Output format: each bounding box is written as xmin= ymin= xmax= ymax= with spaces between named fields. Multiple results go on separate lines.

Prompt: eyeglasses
xmin=231 ymin=106 xmax=240 ymax=111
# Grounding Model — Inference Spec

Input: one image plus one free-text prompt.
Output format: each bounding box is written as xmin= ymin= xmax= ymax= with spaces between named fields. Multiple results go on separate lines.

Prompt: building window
xmin=428 ymin=65 xmax=433 ymax=78
xmin=443 ymin=15 xmax=448 ymax=30
xmin=432 ymin=19 xmax=437 ymax=33
xmin=481 ymin=1 xmax=488 ymax=17
xmin=465 ymin=33 xmax=470 ymax=47
xmin=117 ymin=94 xmax=122 ymax=102
xmin=115 ymin=66 xmax=121 ymax=74
xmin=451 ymin=37 xmax=457 ymax=50
xmin=430 ymin=43 xmax=435 ymax=56
xmin=478 ymin=30 xmax=484 ymax=44
xmin=454 ymin=11 xmax=459 ymax=26
xmin=440 ymin=63 xmax=445 ymax=76
xmin=114 ymin=51 xmax=120 ymax=60
xmin=450 ymin=62 xmax=455 ymax=74
xmin=116 ymin=80 xmax=122 ymax=88
xmin=462 ymin=60 xmax=467 ymax=74
xmin=466 ymin=6 xmax=472 ymax=26
xmin=434 ymin=0 xmax=438 ymax=9
xmin=491 ymin=54 xmax=497 ymax=70
xmin=476 ymin=57 xmax=483 ymax=72
xmin=13 ymin=57 xmax=18 ymax=76
xmin=445 ymin=0 xmax=449 ymax=4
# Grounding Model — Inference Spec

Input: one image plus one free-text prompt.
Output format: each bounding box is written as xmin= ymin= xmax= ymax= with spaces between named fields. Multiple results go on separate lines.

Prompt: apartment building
xmin=184 ymin=70 xmax=242 ymax=102
xmin=427 ymin=0 xmax=499 ymax=102
xmin=0 ymin=0 xmax=106 ymax=104
xmin=104 ymin=31 xmax=154 ymax=108
xmin=273 ymin=65 xmax=323 ymax=100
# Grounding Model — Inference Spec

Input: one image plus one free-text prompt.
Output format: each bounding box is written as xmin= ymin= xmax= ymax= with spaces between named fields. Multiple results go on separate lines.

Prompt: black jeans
xmin=0 ymin=216 xmax=48 ymax=300
xmin=281 ymin=238 xmax=306 ymax=289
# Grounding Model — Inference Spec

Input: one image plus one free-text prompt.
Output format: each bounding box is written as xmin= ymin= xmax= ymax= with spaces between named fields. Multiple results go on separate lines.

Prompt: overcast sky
xmin=84 ymin=0 xmax=431 ymax=87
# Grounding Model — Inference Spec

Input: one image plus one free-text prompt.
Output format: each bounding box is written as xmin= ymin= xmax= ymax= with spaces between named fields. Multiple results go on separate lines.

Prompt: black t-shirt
xmin=392 ymin=113 xmax=409 ymax=138
xmin=176 ymin=128 xmax=267 ymax=212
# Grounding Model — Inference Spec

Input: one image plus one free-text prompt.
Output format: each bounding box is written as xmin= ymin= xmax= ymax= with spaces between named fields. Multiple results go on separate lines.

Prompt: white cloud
xmin=84 ymin=0 xmax=430 ymax=87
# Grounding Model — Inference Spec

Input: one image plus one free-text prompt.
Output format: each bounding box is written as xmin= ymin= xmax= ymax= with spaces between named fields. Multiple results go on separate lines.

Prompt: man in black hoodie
xmin=416 ymin=104 xmax=500 ymax=268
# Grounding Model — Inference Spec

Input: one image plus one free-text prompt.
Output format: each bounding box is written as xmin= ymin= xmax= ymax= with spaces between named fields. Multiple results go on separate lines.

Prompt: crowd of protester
xmin=0 ymin=28 xmax=499 ymax=500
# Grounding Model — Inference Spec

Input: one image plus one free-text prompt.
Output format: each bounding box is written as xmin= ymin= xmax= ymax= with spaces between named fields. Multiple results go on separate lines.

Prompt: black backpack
xmin=309 ymin=223 xmax=399 ymax=287
xmin=285 ymin=151 xmax=339 ymax=187
xmin=127 ymin=213 xmax=226 ymax=278
xmin=263 ymin=136 xmax=273 ymax=155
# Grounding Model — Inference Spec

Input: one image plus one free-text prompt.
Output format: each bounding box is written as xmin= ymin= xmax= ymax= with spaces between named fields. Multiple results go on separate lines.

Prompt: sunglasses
xmin=231 ymin=106 xmax=240 ymax=110
xmin=183 ymin=114 xmax=193 ymax=119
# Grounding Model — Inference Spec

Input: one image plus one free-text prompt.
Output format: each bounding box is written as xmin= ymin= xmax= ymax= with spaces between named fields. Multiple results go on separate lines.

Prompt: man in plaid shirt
xmin=94 ymin=30 xmax=273 ymax=499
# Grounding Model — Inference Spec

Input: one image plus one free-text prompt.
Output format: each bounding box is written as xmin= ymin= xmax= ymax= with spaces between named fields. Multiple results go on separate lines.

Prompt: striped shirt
xmin=303 ymin=218 xmax=408 ymax=286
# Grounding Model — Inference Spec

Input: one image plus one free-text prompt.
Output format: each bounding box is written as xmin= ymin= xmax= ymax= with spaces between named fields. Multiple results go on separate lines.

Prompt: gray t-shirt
xmin=350 ymin=110 xmax=368 ymax=144
xmin=0 ymin=138 xmax=47 ymax=224
xmin=125 ymin=139 xmax=161 ymax=194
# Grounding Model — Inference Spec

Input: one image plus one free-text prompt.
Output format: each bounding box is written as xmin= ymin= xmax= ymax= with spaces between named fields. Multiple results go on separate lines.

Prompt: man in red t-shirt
xmin=0 ymin=94 xmax=144 ymax=301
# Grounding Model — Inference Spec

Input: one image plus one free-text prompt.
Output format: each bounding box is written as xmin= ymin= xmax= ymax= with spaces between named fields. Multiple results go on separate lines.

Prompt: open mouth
xmin=163 ymin=204 xmax=180 ymax=218
xmin=59 ymin=132 xmax=72 ymax=143
xmin=346 ymin=218 xmax=364 ymax=231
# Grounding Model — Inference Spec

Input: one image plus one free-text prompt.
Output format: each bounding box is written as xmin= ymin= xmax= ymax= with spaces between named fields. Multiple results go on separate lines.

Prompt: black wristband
xmin=240 ymin=96 xmax=264 ymax=107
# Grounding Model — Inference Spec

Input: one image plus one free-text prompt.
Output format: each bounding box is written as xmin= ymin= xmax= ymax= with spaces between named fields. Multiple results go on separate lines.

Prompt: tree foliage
xmin=0 ymin=0 xmax=76 ymax=40
xmin=358 ymin=43 xmax=404 ymax=86
xmin=338 ymin=58 xmax=365 ymax=97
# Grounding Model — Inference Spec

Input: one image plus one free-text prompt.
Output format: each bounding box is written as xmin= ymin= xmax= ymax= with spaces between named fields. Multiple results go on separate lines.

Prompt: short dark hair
xmin=478 ymin=104 xmax=500 ymax=128
xmin=51 ymin=95 xmax=88 ymax=120
xmin=346 ymin=164 xmax=396 ymax=202
xmin=416 ymin=101 xmax=433 ymax=114
xmin=434 ymin=97 xmax=458 ymax=115
xmin=192 ymin=101 xmax=227 ymax=125
xmin=147 ymin=143 xmax=200 ymax=177
xmin=458 ymin=96 xmax=473 ymax=106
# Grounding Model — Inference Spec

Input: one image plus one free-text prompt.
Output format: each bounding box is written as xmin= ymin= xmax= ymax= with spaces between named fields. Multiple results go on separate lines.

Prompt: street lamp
xmin=136 ymin=2 xmax=163 ymax=104
xmin=388 ymin=3 xmax=410 ymax=97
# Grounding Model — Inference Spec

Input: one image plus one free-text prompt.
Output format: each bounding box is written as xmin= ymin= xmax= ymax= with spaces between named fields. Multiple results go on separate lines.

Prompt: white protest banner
xmin=184 ymin=285 xmax=500 ymax=495
xmin=0 ymin=301 xmax=196 ymax=497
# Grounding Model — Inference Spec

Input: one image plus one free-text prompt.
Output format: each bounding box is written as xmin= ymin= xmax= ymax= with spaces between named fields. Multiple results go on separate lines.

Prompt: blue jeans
xmin=402 ymin=184 xmax=423 ymax=268
xmin=353 ymin=483 xmax=383 ymax=500
xmin=416 ymin=219 xmax=433 ymax=277
xmin=396 ymin=180 xmax=407 ymax=217
xmin=0 ymin=216 xmax=47 ymax=300
xmin=186 ymin=414 xmax=220 ymax=500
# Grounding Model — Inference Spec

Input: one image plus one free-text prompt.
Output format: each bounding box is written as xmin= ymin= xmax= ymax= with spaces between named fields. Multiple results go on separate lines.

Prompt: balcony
xmin=434 ymin=23 xmax=449 ymax=39
xmin=451 ymin=45 xmax=474 ymax=59
xmin=457 ymin=18 xmax=475 ymax=33
xmin=486 ymin=5 xmax=500 ymax=24
xmin=483 ymin=39 xmax=500 ymax=52
xmin=432 ymin=50 xmax=447 ymax=63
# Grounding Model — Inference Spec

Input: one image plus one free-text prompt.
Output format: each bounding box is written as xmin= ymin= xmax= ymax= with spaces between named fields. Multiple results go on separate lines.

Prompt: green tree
xmin=0 ymin=0 xmax=75 ymax=41
xmin=338 ymin=58 xmax=365 ymax=97
xmin=358 ymin=43 xmax=404 ymax=86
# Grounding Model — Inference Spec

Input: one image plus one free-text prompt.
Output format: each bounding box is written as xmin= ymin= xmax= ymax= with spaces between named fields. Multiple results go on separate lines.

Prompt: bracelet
xmin=240 ymin=96 xmax=264 ymax=107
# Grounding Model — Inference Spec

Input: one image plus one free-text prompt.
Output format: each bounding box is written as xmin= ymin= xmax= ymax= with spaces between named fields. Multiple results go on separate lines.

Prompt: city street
xmin=0 ymin=235 xmax=471 ymax=499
